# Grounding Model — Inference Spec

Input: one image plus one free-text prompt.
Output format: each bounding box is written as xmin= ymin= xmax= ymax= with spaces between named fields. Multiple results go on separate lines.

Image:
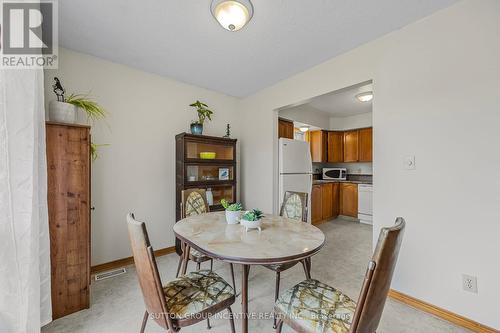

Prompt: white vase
xmin=225 ymin=210 xmax=241 ymax=225
xmin=206 ymin=188 xmax=214 ymax=206
xmin=49 ymin=101 xmax=78 ymax=124
xmin=240 ymin=218 xmax=262 ymax=232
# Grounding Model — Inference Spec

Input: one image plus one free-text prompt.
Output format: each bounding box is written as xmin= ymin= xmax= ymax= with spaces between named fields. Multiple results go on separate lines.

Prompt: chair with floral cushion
xmin=264 ymin=191 xmax=309 ymax=328
xmin=175 ymin=189 xmax=236 ymax=293
xmin=126 ymin=213 xmax=236 ymax=333
xmin=274 ymin=217 xmax=406 ymax=333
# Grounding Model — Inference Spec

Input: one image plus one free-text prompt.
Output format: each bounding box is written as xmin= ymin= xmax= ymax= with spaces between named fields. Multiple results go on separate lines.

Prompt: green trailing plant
xmin=221 ymin=199 xmax=242 ymax=211
xmin=242 ymin=209 xmax=264 ymax=221
xmin=189 ymin=100 xmax=213 ymax=125
xmin=90 ymin=143 xmax=110 ymax=161
xmin=66 ymin=93 xmax=106 ymax=121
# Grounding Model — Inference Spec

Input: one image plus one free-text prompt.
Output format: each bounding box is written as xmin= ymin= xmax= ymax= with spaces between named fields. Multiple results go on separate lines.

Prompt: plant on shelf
xmin=221 ymin=199 xmax=243 ymax=225
xmin=49 ymin=77 xmax=108 ymax=161
xmin=189 ymin=100 xmax=213 ymax=135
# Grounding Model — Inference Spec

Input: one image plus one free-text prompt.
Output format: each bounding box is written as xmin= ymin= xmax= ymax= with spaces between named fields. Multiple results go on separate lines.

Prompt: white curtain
xmin=0 ymin=68 xmax=52 ymax=331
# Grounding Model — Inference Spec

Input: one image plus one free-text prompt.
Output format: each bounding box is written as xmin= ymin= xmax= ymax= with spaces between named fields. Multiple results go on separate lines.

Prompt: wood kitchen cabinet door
xmin=310 ymin=130 xmax=327 ymax=162
xmin=321 ymin=183 xmax=333 ymax=220
xmin=311 ymin=184 xmax=322 ymax=225
xmin=278 ymin=118 xmax=294 ymax=139
xmin=332 ymin=182 xmax=340 ymax=218
xmin=358 ymin=127 xmax=373 ymax=162
xmin=340 ymin=183 xmax=358 ymax=218
xmin=343 ymin=130 xmax=359 ymax=162
xmin=327 ymin=131 xmax=344 ymax=162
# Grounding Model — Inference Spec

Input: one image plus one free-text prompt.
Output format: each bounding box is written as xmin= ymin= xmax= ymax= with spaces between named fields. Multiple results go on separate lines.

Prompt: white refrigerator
xmin=279 ymin=138 xmax=313 ymax=222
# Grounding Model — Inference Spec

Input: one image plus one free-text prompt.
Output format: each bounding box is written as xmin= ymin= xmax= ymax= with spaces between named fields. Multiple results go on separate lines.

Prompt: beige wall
xmin=239 ymin=0 xmax=500 ymax=329
xmin=329 ymin=113 xmax=372 ymax=130
xmin=44 ymin=48 xmax=240 ymax=265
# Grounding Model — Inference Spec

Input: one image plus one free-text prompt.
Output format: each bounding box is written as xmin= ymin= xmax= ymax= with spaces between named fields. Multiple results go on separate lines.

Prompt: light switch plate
xmin=404 ymin=155 xmax=416 ymax=170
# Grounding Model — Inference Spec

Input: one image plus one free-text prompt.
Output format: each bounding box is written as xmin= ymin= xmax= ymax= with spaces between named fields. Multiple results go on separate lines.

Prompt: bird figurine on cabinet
xmin=52 ymin=77 xmax=66 ymax=102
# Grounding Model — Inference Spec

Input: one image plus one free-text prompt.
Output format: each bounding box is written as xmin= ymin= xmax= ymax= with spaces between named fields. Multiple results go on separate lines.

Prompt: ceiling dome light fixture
xmin=356 ymin=91 xmax=374 ymax=102
xmin=211 ymin=0 xmax=253 ymax=31
xmin=299 ymin=126 xmax=310 ymax=132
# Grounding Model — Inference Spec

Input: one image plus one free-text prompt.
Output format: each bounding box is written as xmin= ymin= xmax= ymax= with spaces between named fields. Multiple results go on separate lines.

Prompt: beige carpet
xmin=42 ymin=218 xmax=470 ymax=333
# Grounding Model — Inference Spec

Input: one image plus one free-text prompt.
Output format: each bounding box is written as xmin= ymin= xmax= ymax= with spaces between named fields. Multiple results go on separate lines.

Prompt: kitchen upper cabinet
xmin=340 ymin=183 xmax=358 ymax=218
xmin=321 ymin=183 xmax=333 ymax=220
xmin=343 ymin=130 xmax=359 ymax=162
xmin=311 ymin=184 xmax=322 ymax=225
xmin=332 ymin=182 xmax=340 ymax=218
xmin=310 ymin=130 xmax=327 ymax=162
xmin=358 ymin=127 xmax=373 ymax=162
xmin=327 ymin=131 xmax=344 ymax=163
xmin=278 ymin=118 xmax=294 ymax=139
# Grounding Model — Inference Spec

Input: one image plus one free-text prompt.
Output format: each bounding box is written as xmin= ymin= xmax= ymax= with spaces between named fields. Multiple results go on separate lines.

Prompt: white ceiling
xmin=58 ymin=0 xmax=457 ymax=97
xmin=308 ymin=82 xmax=373 ymax=117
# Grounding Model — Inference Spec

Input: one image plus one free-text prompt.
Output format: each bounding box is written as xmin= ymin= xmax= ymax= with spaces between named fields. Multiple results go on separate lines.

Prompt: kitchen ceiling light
xmin=211 ymin=0 xmax=253 ymax=31
xmin=356 ymin=91 xmax=373 ymax=102
xmin=299 ymin=126 xmax=310 ymax=132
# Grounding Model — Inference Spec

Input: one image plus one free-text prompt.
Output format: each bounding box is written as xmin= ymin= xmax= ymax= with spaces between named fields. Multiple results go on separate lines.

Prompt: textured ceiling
xmin=59 ymin=0 xmax=457 ymax=97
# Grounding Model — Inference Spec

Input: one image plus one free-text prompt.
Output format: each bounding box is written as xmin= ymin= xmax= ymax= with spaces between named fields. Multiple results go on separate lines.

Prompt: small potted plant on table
xmin=189 ymin=100 xmax=213 ymax=135
xmin=221 ymin=199 xmax=243 ymax=224
xmin=240 ymin=209 xmax=264 ymax=232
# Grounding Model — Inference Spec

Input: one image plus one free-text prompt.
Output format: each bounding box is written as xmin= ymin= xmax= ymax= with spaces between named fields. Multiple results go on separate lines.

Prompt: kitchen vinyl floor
xmin=42 ymin=218 xmax=471 ymax=333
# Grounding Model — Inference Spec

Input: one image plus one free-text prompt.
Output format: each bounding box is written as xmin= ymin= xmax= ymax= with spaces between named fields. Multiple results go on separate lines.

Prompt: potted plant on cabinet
xmin=189 ymin=100 xmax=213 ymax=135
xmin=240 ymin=209 xmax=264 ymax=232
xmin=49 ymin=77 xmax=106 ymax=124
xmin=221 ymin=199 xmax=243 ymax=224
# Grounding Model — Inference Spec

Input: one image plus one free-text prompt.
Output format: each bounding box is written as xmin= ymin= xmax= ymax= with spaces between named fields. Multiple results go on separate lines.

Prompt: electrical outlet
xmin=462 ymin=274 xmax=478 ymax=293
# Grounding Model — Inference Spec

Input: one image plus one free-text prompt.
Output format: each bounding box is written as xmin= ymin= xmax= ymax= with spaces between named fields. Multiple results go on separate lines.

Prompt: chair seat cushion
xmin=275 ymin=279 xmax=356 ymax=333
xmin=163 ymin=270 xmax=234 ymax=319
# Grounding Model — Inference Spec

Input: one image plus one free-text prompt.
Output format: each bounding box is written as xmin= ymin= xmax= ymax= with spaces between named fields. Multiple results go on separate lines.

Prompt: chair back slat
xmin=280 ymin=191 xmax=308 ymax=222
xmin=181 ymin=189 xmax=209 ymax=219
xmin=350 ymin=217 xmax=406 ymax=333
xmin=126 ymin=213 xmax=171 ymax=330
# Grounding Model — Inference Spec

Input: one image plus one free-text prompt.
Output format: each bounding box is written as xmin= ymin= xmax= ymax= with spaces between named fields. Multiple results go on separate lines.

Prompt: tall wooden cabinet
xmin=343 ymin=130 xmax=359 ymax=162
xmin=46 ymin=122 xmax=91 ymax=319
xmin=327 ymin=131 xmax=344 ymax=162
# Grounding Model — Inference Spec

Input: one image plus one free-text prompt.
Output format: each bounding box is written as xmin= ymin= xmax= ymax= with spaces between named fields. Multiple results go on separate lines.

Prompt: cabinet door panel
xmin=311 ymin=185 xmax=322 ymax=224
xmin=278 ymin=118 xmax=294 ymax=139
xmin=332 ymin=182 xmax=340 ymax=218
xmin=321 ymin=183 xmax=333 ymax=220
xmin=340 ymin=183 xmax=358 ymax=218
xmin=327 ymin=131 xmax=344 ymax=162
xmin=343 ymin=130 xmax=359 ymax=162
xmin=310 ymin=131 xmax=327 ymax=162
xmin=358 ymin=127 xmax=373 ymax=162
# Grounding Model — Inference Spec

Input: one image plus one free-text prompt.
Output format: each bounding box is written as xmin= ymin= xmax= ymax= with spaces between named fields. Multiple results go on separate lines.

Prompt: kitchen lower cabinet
xmin=321 ymin=183 xmax=333 ymax=220
xmin=332 ymin=183 xmax=340 ymax=218
xmin=311 ymin=184 xmax=322 ymax=225
xmin=340 ymin=183 xmax=358 ymax=218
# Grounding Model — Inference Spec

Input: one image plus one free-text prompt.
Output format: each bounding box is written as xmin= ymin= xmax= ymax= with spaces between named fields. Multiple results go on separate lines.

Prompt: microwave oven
xmin=323 ymin=168 xmax=347 ymax=181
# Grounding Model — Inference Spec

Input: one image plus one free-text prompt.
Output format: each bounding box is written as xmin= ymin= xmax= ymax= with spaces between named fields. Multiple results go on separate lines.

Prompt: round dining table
xmin=173 ymin=211 xmax=326 ymax=333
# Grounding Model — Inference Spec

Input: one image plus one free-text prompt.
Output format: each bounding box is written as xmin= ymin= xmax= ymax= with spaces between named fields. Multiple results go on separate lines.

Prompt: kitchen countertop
xmin=313 ymin=179 xmax=373 ymax=185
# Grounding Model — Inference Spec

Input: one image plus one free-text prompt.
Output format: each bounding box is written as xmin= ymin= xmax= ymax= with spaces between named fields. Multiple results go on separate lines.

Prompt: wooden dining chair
xmin=127 ymin=213 xmax=236 ymax=333
xmin=175 ymin=189 xmax=236 ymax=292
xmin=264 ymin=191 xmax=310 ymax=328
xmin=274 ymin=217 xmax=406 ymax=333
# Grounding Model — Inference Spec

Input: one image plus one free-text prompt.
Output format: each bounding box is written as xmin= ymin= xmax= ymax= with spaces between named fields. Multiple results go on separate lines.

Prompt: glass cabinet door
xmin=186 ymin=165 xmax=234 ymax=182
xmin=186 ymin=141 xmax=234 ymax=160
